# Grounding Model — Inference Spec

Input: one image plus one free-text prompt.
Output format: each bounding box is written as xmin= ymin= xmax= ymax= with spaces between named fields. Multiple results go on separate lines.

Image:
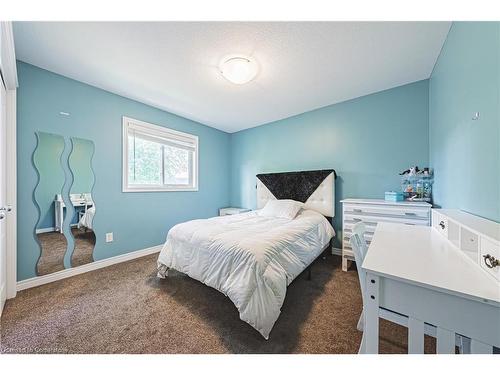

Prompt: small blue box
xmin=385 ymin=191 xmax=404 ymax=202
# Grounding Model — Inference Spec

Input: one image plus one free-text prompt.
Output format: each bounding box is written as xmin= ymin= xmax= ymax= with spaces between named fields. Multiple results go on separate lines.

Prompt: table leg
xmin=54 ymin=202 xmax=58 ymax=232
xmin=364 ymin=272 xmax=379 ymax=353
xmin=342 ymin=257 xmax=351 ymax=271
xmin=55 ymin=201 xmax=61 ymax=232
xmin=59 ymin=204 xmax=64 ymax=233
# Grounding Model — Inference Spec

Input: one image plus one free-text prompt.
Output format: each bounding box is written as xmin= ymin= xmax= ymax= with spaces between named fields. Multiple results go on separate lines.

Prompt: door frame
xmin=1 ymin=21 xmax=18 ymax=300
xmin=5 ymin=88 xmax=16 ymax=299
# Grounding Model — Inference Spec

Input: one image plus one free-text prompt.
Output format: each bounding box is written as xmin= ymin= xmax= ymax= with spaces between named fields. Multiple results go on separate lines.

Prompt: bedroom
xmin=0 ymin=0 xmax=499 ymax=371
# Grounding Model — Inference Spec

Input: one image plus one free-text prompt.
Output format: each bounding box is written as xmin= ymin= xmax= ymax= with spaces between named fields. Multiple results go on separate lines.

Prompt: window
xmin=122 ymin=117 xmax=198 ymax=192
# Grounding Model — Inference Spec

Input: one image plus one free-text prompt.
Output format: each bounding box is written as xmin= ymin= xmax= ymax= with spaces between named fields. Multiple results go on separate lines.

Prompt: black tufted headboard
xmin=256 ymin=169 xmax=337 ymax=217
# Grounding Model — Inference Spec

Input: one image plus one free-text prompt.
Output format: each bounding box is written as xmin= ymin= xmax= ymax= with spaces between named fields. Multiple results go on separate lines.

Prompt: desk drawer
xmin=479 ymin=238 xmax=500 ymax=282
xmin=460 ymin=227 xmax=479 ymax=262
xmin=344 ymin=204 xmax=429 ymax=220
xmin=432 ymin=213 xmax=449 ymax=237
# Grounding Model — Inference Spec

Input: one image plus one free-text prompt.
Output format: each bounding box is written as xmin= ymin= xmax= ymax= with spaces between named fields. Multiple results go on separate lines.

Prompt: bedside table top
xmin=219 ymin=207 xmax=251 ymax=214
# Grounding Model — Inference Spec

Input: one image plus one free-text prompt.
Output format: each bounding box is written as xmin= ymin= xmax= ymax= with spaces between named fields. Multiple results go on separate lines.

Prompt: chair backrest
xmin=352 ymin=222 xmax=369 ymax=259
xmin=349 ymin=222 xmax=369 ymax=304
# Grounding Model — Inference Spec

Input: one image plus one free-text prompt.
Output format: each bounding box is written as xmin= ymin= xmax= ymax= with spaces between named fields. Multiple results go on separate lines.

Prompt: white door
xmin=0 ymin=77 xmax=7 ymax=313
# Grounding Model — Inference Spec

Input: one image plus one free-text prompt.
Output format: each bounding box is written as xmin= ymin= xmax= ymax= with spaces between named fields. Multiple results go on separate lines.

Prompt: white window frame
xmin=122 ymin=116 xmax=199 ymax=192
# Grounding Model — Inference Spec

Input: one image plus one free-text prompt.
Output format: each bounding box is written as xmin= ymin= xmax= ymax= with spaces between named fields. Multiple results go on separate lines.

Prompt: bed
xmin=157 ymin=169 xmax=336 ymax=339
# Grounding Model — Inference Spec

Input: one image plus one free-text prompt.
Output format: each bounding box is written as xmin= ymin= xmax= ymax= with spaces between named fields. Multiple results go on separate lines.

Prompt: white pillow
xmin=259 ymin=199 xmax=303 ymax=220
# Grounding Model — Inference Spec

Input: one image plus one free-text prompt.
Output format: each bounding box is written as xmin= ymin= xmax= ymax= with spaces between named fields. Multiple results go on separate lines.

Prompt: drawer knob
xmin=439 ymin=221 xmax=446 ymax=230
xmin=483 ymin=254 xmax=499 ymax=269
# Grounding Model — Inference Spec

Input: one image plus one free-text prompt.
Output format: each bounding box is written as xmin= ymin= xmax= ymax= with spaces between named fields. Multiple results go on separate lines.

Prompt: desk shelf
xmin=432 ymin=209 xmax=500 ymax=282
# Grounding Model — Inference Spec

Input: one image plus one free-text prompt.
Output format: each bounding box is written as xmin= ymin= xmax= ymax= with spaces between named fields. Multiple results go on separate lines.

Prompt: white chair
xmin=350 ymin=222 xmax=470 ymax=354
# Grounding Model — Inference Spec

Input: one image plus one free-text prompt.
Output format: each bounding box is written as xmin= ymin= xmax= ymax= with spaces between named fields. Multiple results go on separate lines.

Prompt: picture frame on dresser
xmin=341 ymin=198 xmax=432 ymax=271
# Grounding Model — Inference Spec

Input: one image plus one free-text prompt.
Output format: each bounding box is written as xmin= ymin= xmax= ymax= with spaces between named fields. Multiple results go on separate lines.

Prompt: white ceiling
xmin=13 ymin=22 xmax=450 ymax=133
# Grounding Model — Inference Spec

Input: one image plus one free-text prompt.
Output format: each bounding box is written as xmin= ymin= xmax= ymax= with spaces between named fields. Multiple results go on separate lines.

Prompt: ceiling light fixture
xmin=219 ymin=55 xmax=258 ymax=85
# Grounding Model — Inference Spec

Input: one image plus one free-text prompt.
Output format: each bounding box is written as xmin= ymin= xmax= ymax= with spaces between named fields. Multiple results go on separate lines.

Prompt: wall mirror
xmin=68 ymin=137 xmax=96 ymax=267
xmin=34 ymin=132 xmax=68 ymax=275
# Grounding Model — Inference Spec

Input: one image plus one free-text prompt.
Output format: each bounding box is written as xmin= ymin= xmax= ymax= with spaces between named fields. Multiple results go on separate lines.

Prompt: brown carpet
xmin=70 ymin=228 xmax=96 ymax=268
xmin=36 ymin=228 xmax=95 ymax=275
xmin=1 ymin=253 xmax=436 ymax=354
xmin=36 ymin=231 xmax=67 ymax=275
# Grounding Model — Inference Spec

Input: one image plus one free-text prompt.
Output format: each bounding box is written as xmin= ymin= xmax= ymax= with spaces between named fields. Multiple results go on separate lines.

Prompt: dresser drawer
xmin=344 ymin=226 xmax=375 ymax=238
xmin=344 ymin=219 xmax=377 ymax=232
xmin=344 ymin=234 xmax=373 ymax=249
xmin=479 ymin=238 xmax=500 ymax=282
xmin=344 ymin=213 xmax=428 ymax=226
xmin=344 ymin=204 xmax=429 ymax=220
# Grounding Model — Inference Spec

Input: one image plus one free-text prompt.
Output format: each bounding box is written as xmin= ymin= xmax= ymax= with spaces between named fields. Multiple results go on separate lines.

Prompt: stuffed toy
xmin=399 ymin=166 xmax=420 ymax=176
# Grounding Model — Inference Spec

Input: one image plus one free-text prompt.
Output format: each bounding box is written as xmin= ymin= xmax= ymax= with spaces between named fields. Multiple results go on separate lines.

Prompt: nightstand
xmin=219 ymin=207 xmax=251 ymax=216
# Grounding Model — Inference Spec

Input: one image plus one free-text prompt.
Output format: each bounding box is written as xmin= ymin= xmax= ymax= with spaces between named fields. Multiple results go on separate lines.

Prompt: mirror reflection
xmin=69 ymin=137 xmax=96 ymax=267
xmin=34 ymin=132 xmax=67 ymax=275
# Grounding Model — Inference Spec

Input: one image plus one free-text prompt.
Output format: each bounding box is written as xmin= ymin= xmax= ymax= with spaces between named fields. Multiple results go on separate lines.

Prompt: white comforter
xmin=157 ymin=209 xmax=335 ymax=339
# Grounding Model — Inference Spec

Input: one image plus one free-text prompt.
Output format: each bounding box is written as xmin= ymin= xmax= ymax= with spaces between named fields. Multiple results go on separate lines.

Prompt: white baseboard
xmin=36 ymin=225 xmax=87 ymax=234
xmin=35 ymin=227 xmax=56 ymax=234
xmin=16 ymin=244 xmax=163 ymax=292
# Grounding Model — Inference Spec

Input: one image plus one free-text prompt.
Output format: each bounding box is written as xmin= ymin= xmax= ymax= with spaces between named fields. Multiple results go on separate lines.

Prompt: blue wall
xmin=429 ymin=22 xmax=500 ymax=222
xmin=17 ymin=62 xmax=230 ymax=281
xmin=33 ymin=132 xmax=65 ymax=230
xmin=69 ymin=137 xmax=94 ymax=196
xmin=18 ymin=22 xmax=499 ymax=281
xmin=229 ymin=80 xmax=430 ymax=245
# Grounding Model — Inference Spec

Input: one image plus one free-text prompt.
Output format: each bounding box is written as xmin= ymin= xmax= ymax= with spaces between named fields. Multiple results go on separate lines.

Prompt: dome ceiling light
xmin=219 ymin=55 xmax=259 ymax=85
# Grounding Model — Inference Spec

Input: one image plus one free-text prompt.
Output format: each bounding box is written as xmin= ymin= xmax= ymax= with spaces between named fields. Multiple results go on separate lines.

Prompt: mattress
xmin=157 ymin=209 xmax=335 ymax=339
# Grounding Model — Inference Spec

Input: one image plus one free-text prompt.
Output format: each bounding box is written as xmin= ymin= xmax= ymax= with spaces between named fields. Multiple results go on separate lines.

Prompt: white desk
xmin=54 ymin=194 xmax=94 ymax=233
xmin=362 ymin=222 xmax=500 ymax=354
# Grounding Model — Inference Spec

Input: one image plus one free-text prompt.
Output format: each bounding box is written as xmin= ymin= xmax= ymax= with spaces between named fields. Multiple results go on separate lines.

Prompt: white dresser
xmin=341 ymin=198 xmax=432 ymax=271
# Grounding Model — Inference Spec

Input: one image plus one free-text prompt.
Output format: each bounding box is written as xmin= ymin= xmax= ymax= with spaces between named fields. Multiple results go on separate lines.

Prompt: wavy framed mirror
xmin=34 ymin=131 xmax=68 ymax=275
xmin=68 ymin=137 xmax=96 ymax=267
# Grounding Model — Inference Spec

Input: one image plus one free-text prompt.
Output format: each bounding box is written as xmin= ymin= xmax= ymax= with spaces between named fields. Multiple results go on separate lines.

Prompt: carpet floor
xmin=36 ymin=228 xmax=96 ymax=275
xmin=36 ymin=231 xmax=67 ymax=275
xmin=1 ymin=253 xmax=436 ymax=354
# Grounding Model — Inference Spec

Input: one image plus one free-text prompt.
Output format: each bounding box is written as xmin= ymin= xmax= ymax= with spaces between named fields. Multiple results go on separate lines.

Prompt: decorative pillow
xmin=259 ymin=199 xmax=303 ymax=220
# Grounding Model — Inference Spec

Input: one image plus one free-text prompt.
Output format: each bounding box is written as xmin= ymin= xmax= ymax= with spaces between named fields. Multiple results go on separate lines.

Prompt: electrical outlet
xmin=105 ymin=232 xmax=113 ymax=243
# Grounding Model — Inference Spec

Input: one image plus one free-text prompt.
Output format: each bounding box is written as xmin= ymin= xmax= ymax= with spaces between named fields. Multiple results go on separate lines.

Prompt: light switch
xmin=105 ymin=232 xmax=113 ymax=242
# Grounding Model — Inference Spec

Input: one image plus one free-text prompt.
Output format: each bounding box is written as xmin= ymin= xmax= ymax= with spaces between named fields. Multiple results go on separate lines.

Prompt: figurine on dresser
xmin=399 ymin=166 xmax=433 ymax=202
